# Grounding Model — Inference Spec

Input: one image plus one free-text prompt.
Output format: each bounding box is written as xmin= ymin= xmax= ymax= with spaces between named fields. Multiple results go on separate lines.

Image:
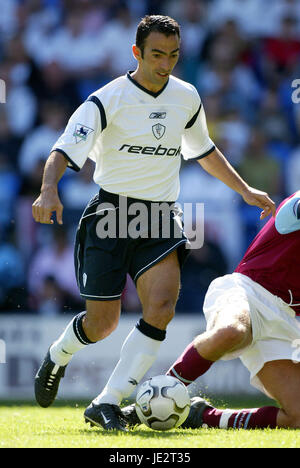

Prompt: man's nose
xmin=160 ymin=57 xmax=170 ymax=71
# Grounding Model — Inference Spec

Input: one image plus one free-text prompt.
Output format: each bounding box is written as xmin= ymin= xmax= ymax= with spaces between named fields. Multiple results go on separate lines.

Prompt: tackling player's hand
xmin=32 ymin=187 xmax=64 ymax=225
xmin=241 ymin=187 xmax=276 ymax=220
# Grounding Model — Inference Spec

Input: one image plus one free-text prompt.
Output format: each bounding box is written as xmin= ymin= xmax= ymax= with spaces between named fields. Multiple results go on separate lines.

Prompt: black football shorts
xmin=74 ymin=189 xmax=190 ymax=301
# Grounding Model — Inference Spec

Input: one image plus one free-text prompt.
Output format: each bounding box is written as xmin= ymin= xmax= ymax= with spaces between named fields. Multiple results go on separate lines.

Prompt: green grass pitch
xmin=1 ymin=401 xmax=299 ymax=449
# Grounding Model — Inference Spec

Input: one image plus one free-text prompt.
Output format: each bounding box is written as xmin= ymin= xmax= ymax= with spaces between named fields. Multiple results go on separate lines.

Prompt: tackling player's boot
xmin=84 ymin=402 xmax=129 ymax=432
xmin=180 ymin=396 xmax=213 ymax=429
xmin=34 ymin=349 xmax=67 ymax=408
xmin=121 ymin=403 xmax=140 ymax=427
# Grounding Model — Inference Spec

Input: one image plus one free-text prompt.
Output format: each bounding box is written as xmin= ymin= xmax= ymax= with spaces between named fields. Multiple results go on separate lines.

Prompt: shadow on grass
xmin=78 ymin=426 xmax=200 ymax=438
xmin=0 ymin=399 xmax=90 ymax=408
xmin=0 ymin=395 xmax=275 ymax=409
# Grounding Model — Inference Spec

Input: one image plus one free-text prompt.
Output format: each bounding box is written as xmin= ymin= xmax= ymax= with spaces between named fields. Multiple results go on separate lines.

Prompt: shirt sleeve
xmin=50 ymin=98 xmax=102 ymax=171
xmin=275 ymin=191 xmax=300 ymax=234
xmin=181 ymin=95 xmax=215 ymax=161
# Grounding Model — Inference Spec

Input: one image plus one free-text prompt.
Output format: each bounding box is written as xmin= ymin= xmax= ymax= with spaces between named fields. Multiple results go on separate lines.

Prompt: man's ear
xmin=132 ymin=44 xmax=142 ymax=62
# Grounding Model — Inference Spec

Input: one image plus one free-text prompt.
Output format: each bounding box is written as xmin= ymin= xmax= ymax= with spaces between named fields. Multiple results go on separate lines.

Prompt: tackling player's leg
xmin=167 ymin=305 xmax=252 ymax=384
xmin=257 ymin=359 xmax=300 ymax=428
xmin=122 ymin=303 xmax=253 ymax=427
xmin=180 ymin=359 xmax=300 ymax=430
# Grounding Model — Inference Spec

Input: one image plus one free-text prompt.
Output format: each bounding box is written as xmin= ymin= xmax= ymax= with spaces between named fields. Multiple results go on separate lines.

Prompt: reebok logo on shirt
xmin=119 ymin=143 xmax=181 ymax=157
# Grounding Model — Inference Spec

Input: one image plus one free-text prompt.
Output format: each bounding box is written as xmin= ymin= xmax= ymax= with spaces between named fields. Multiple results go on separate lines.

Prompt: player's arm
xmin=181 ymin=92 xmax=276 ymax=220
xmin=32 ymin=151 xmax=67 ymax=225
xmin=32 ymin=96 xmax=101 ymax=225
xmin=197 ymin=147 xmax=276 ymax=220
xmin=275 ymin=191 xmax=300 ymax=234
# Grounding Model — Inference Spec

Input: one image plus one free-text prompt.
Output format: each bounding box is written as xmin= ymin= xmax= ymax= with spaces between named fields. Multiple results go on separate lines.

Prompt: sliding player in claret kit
xmin=33 ymin=15 xmax=275 ymax=432
xmin=123 ymin=191 xmax=300 ymax=430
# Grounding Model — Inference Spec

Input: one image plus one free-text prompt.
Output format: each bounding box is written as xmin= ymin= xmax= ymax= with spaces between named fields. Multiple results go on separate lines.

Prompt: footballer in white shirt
xmin=33 ymin=15 xmax=275 ymax=431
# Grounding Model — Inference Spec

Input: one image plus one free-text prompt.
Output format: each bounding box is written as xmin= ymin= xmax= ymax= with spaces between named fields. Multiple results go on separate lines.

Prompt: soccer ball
xmin=135 ymin=375 xmax=190 ymax=431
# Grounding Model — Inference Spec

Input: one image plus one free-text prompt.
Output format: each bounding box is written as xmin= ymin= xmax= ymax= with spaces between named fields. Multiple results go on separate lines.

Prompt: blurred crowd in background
xmin=0 ymin=0 xmax=300 ymax=315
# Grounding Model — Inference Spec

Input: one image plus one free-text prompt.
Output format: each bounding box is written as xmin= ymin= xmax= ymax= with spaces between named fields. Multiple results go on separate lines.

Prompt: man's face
xmin=133 ymin=32 xmax=180 ymax=91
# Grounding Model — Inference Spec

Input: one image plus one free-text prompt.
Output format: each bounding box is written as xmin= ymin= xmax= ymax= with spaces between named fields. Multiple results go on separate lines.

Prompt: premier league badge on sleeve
xmin=73 ymin=123 xmax=94 ymax=143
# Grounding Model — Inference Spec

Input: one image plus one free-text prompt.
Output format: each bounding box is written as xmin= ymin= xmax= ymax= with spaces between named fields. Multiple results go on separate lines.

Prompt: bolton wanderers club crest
xmin=152 ymin=123 xmax=166 ymax=140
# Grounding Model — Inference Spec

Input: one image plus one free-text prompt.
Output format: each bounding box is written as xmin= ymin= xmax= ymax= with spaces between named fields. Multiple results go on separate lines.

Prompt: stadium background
xmin=0 ymin=0 xmax=300 ymax=402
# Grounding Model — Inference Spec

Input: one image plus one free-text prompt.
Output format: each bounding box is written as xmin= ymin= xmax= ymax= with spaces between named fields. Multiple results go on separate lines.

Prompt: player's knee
xmin=152 ymin=299 xmax=175 ymax=324
xmin=213 ymin=323 xmax=249 ymax=351
xmin=143 ymin=297 xmax=176 ymax=329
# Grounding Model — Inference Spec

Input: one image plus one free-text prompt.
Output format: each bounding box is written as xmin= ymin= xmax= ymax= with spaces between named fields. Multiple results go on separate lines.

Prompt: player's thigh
xmin=257 ymin=359 xmax=300 ymax=421
xmin=84 ymin=299 xmax=121 ymax=341
xmin=136 ymin=250 xmax=181 ymax=328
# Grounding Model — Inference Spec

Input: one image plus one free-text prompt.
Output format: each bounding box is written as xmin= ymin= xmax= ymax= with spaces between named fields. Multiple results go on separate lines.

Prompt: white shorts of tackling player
xmin=203 ymin=272 xmax=300 ymax=399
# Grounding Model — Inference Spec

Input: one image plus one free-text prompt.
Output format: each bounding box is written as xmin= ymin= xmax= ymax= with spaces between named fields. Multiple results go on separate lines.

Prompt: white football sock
xmin=50 ymin=312 xmax=94 ymax=366
xmin=93 ymin=319 xmax=166 ymax=406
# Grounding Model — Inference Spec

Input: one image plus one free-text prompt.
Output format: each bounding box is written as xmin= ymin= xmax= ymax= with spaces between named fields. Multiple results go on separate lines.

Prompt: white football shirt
xmin=52 ymin=72 xmax=215 ymax=201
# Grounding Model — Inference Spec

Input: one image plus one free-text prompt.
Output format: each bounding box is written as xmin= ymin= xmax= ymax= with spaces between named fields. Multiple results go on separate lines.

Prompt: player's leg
xmin=82 ymin=300 xmax=121 ymax=342
xmin=132 ymin=249 xmax=181 ymax=384
xmin=195 ymin=305 xmax=253 ymax=360
xmin=50 ymin=299 xmax=121 ymax=365
xmin=120 ymin=251 xmax=181 ymax=427
xmin=256 ymin=359 xmax=300 ymax=428
xmin=181 ymin=278 xmax=300 ymax=430
xmin=137 ymin=249 xmax=180 ymax=329
xmin=122 ymin=302 xmax=255 ymax=429
xmin=122 ymin=272 xmax=252 ymax=426
xmin=185 ymin=359 xmax=300 ymax=430
xmin=35 ymin=191 xmax=126 ymax=408
xmin=34 ymin=300 xmax=121 ymax=409
xmin=92 ymin=251 xmax=180 ymax=409
xmin=92 ymin=199 xmax=187 ymax=428
xmin=168 ymin=305 xmax=252 ymax=384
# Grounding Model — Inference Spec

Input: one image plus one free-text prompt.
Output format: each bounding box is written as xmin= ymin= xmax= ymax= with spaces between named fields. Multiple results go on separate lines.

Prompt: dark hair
xmin=136 ymin=15 xmax=180 ymax=57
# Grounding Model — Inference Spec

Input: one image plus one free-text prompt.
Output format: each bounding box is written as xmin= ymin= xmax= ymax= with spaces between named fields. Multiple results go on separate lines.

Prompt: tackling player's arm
xmin=32 ymin=151 xmax=67 ymax=225
xmin=275 ymin=191 xmax=300 ymax=234
xmin=197 ymin=147 xmax=276 ymax=220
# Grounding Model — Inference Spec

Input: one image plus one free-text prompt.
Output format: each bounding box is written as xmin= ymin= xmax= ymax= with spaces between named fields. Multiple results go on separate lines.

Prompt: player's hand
xmin=241 ymin=187 xmax=276 ymax=220
xmin=32 ymin=187 xmax=64 ymax=225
